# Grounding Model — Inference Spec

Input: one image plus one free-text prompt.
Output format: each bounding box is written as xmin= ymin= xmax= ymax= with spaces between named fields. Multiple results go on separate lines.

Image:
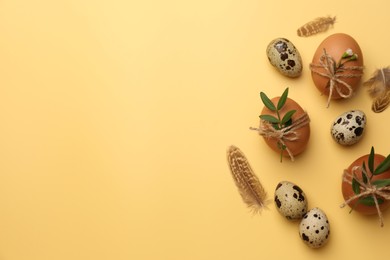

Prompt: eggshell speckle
xmin=299 ymin=208 xmax=330 ymax=249
xmin=331 ymin=110 xmax=366 ymax=145
xmin=274 ymin=181 xmax=307 ymax=220
xmin=266 ymin=38 xmax=302 ymax=77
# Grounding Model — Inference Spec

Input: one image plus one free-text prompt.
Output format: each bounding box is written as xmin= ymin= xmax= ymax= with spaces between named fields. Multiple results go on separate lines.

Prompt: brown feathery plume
xmin=364 ymin=67 xmax=390 ymax=113
xmin=297 ymin=16 xmax=336 ymax=37
xmin=226 ymin=145 xmax=269 ymax=213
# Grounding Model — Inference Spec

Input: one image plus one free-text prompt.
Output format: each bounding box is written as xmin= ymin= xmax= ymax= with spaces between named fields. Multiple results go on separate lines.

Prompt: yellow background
xmin=0 ymin=0 xmax=389 ymax=259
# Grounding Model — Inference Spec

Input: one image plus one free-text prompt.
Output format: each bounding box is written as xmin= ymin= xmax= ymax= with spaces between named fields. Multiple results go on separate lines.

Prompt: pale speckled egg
xmin=266 ymin=38 xmax=302 ymax=77
xmin=299 ymin=208 xmax=330 ymax=249
xmin=331 ymin=110 xmax=366 ymax=145
xmin=274 ymin=181 xmax=307 ymax=220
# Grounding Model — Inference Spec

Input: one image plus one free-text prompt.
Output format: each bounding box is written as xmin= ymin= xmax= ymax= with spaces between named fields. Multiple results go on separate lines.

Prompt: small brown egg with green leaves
xmin=342 ymin=147 xmax=390 ymax=217
xmin=251 ymin=88 xmax=310 ymax=162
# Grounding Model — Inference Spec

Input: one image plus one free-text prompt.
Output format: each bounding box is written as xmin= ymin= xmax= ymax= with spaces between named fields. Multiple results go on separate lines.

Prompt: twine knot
xmin=250 ymin=112 xmax=310 ymax=162
xmin=310 ymin=48 xmax=364 ymax=108
xmin=368 ymin=185 xmax=378 ymax=193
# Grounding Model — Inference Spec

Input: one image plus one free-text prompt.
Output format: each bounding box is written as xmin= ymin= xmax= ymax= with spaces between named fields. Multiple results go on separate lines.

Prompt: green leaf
xmin=352 ymin=178 xmax=361 ymax=195
xmin=349 ymin=54 xmax=358 ymax=61
xmin=368 ymin=146 xmax=375 ymax=174
xmin=260 ymin=92 xmax=276 ymax=111
xmin=372 ymin=179 xmax=390 ymax=188
xmin=283 ymin=118 xmax=293 ymax=128
xmin=349 ymin=199 xmax=360 ymax=214
xmin=277 ymin=141 xmax=286 ymax=150
xmin=359 ymin=196 xmax=384 ymax=206
xmin=341 ymin=51 xmax=350 ymax=58
xmin=374 ymin=154 xmax=390 ymax=175
xmin=277 ymin=88 xmax=289 ymax=110
xmin=259 ymin=115 xmax=279 ymax=124
xmin=362 ymin=162 xmax=368 ymax=184
xmin=281 ymin=110 xmax=296 ymax=125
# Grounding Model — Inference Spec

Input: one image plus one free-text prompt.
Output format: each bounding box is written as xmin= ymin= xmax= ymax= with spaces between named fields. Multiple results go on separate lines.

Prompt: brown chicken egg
xmin=311 ymin=33 xmax=364 ymax=101
xmin=260 ymin=97 xmax=310 ymax=158
xmin=342 ymin=153 xmax=390 ymax=215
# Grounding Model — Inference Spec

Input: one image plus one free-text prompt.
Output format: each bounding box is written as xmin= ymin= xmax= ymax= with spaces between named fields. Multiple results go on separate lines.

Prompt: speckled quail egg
xmin=299 ymin=208 xmax=330 ymax=248
xmin=331 ymin=110 xmax=366 ymax=145
xmin=274 ymin=181 xmax=307 ymax=220
xmin=266 ymin=38 xmax=303 ymax=77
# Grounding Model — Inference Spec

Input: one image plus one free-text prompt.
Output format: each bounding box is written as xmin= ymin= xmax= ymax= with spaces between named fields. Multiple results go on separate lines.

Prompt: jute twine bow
xmin=310 ymin=48 xmax=364 ymax=108
xmin=249 ymin=112 xmax=310 ymax=162
xmin=340 ymin=166 xmax=390 ymax=227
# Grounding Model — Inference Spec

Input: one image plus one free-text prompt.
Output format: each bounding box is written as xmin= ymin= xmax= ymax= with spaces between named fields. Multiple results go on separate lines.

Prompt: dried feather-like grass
xmin=297 ymin=16 xmax=336 ymax=37
xmin=226 ymin=145 xmax=269 ymax=214
xmin=364 ymin=67 xmax=390 ymax=113
xmin=372 ymin=91 xmax=390 ymax=113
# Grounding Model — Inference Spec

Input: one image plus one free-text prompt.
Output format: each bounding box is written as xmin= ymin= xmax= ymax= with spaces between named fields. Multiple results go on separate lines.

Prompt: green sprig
xmin=337 ymin=48 xmax=359 ymax=69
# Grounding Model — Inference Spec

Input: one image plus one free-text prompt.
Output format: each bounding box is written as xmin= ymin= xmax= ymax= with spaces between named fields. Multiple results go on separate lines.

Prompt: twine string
xmin=310 ymin=49 xmax=364 ymax=108
xmin=250 ymin=112 xmax=310 ymax=162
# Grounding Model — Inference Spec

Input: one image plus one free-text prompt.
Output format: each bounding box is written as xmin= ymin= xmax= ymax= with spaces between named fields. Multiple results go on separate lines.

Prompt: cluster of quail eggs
xmin=274 ymin=181 xmax=330 ymax=249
